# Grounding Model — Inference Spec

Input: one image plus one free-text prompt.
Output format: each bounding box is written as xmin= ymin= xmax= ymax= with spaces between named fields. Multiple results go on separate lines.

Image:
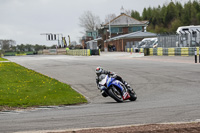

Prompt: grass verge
xmin=0 ymin=62 xmax=87 ymax=111
xmin=0 ymin=57 xmax=8 ymax=61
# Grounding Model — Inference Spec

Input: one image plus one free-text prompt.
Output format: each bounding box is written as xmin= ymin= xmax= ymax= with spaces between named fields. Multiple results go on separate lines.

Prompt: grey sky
xmin=0 ymin=0 xmax=191 ymax=46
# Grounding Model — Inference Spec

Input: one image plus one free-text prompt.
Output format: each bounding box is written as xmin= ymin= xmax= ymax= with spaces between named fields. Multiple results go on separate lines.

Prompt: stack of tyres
xmin=163 ymin=48 xmax=168 ymax=56
xmin=140 ymin=48 xmax=144 ymax=53
xmin=157 ymin=48 xmax=163 ymax=56
xmin=175 ymin=48 xmax=181 ymax=56
xmin=181 ymin=47 xmax=189 ymax=56
xmin=153 ymin=48 xmax=157 ymax=56
xmin=143 ymin=48 xmax=149 ymax=56
xmin=168 ymin=48 xmax=175 ymax=56
xmin=149 ymin=48 xmax=153 ymax=56
xmin=197 ymin=47 xmax=200 ymax=56
xmin=189 ymin=47 xmax=195 ymax=56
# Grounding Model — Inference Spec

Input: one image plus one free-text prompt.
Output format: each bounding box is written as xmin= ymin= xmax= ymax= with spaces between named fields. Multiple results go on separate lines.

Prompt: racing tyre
xmin=108 ymin=86 xmax=123 ymax=103
xmin=128 ymin=88 xmax=137 ymax=101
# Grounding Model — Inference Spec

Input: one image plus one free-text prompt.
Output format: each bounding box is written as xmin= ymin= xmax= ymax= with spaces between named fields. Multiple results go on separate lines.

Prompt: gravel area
xmin=52 ymin=122 xmax=200 ymax=133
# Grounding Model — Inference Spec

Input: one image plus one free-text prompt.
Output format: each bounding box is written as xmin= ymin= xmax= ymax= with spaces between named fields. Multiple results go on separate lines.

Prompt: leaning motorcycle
xmin=97 ymin=74 xmax=137 ymax=102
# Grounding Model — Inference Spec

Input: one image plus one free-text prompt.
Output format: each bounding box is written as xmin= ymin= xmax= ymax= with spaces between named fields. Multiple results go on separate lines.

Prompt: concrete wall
xmin=43 ymin=48 xmax=66 ymax=55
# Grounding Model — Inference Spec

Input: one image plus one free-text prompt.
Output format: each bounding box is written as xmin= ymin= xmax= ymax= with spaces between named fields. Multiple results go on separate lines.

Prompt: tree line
xmin=0 ymin=39 xmax=57 ymax=52
xmin=79 ymin=1 xmax=200 ymax=36
xmin=131 ymin=0 xmax=200 ymax=33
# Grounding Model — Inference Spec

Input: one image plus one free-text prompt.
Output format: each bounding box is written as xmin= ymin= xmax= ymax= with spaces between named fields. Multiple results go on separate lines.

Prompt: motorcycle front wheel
xmin=108 ymin=86 xmax=123 ymax=103
xmin=128 ymin=88 xmax=137 ymax=101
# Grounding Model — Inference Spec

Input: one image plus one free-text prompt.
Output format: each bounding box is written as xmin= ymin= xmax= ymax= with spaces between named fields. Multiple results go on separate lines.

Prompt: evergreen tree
xmin=137 ymin=0 xmax=200 ymax=33
xmin=142 ymin=8 xmax=148 ymax=20
xmin=131 ymin=10 xmax=141 ymax=20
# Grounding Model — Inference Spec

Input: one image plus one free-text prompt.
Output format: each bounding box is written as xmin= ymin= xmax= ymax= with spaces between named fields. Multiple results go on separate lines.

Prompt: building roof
xmin=104 ymin=13 xmax=147 ymax=26
xmin=86 ymin=37 xmax=102 ymax=44
xmin=106 ymin=31 xmax=157 ymax=42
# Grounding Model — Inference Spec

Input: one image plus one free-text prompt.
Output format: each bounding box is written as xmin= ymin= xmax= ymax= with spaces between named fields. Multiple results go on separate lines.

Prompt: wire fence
xmin=158 ymin=32 xmax=200 ymax=48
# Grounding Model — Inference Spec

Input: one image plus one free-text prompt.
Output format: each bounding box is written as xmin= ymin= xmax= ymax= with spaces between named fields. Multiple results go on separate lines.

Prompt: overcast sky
xmin=0 ymin=0 xmax=191 ymax=46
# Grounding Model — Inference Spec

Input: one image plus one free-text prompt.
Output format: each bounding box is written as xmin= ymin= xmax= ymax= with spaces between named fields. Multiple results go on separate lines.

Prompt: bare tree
xmin=79 ymin=11 xmax=101 ymax=31
xmin=125 ymin=9 xmax=132 ymax=16
xmin=1 ymin=40 xmax=16 ymax=51
xmin=105 ymin=14 xmax=116 ymax=24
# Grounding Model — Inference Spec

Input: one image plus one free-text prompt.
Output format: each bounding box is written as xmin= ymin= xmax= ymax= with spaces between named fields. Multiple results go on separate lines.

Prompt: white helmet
xmin=95 ymin=66 xmax=103 ymax=74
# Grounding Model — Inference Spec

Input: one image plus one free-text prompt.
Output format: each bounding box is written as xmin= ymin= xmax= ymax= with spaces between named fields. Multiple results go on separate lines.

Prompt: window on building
xmin=87 ymin=32 xmax=92 ymax=37
xmin=111 ymin=27 xmax=123 ymax=33
xmin=128 ymin=26 xmax=143 ymax=32
xmin=93 ymin=32 xmax=96 ymax=39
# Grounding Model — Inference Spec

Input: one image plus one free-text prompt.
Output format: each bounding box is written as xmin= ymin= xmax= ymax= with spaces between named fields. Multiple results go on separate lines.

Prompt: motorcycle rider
xmin=95 ymin=66 xmax=130 ymax=100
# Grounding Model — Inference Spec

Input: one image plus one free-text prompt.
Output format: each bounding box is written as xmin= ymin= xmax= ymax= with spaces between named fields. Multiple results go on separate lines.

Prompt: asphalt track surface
xmin=1 ymin=52 xmax=200 ymax=133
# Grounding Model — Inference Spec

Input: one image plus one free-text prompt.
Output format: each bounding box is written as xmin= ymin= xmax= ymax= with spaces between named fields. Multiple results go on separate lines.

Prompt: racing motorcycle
xmin=97 ymin=74 xmax=137 ymax=102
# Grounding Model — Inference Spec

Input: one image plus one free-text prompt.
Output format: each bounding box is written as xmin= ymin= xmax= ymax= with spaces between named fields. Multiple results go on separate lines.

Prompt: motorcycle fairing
xmin=107 ymin=78 xmax=125 ymax=92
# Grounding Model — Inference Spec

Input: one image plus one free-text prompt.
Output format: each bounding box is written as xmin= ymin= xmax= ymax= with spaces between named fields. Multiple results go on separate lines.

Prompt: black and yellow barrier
xmin=143 ymin=47 xmax=200 ymax=56
xmin=66 ymin=49 xmax=90 ymax=56
xmin=157 ymin=48 xmax=163 ymax=56
xmin=127 ymin=48 xmax=144 ymax=53
xmin=66 ymin=49 xmax=100 ymax=56
xmin=168 ymin=48 xmax=175 ymax=56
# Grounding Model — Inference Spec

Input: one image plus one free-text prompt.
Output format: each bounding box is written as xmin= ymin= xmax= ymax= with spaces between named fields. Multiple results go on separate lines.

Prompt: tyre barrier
xmin=157 ymin=48 xmax=163 ymax=56
xmin=127 ymin=47 xmax=200 ymax=56
xmin=66 ymin=49 xmax=91 ymax=56
xmin=90 ymin=49 xmax=100 ymax=55
xmin=142 ymin=47 xmax=200 ymax=56
xmin=168 ymin=48 xmax=175 ymax=56
xmin=127 ymin=48 xmax=143 ymax=53
xmin=140 ymin=48 xmax=144 ymax=53
xmin=127 ymin=48 xmax=133 ymax=53
xmin=66 ymin=49 xmax=100 ymax=56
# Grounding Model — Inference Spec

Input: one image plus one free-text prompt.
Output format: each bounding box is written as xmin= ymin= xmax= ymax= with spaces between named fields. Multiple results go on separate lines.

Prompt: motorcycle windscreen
xmin=99 ymin=74 xmax=107 ymax=85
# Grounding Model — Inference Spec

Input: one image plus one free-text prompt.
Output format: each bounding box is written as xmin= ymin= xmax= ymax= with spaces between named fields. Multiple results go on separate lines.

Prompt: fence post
xmin=199 ymin=47 xmax=200 ymax=63
xmin=195 ymin=47 xmax=197 ymax=63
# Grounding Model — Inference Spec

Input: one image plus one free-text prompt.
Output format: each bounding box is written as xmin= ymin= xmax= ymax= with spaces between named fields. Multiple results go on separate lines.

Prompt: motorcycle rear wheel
xmin=108 ymin=86 xmax=123 ymax=103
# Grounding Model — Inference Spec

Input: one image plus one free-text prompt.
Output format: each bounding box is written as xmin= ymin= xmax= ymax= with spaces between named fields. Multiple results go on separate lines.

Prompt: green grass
xmin=0 ymin=58 xmax=8 ymax=61
xmin=0 ymin=62 xmax=87 ymax=110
